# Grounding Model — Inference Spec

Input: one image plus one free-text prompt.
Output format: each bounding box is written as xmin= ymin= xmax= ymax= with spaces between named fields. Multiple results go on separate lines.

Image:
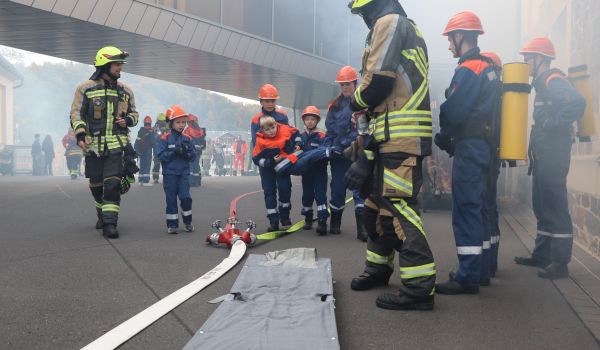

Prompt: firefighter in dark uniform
xmin=152 ymin=112 xmax=169 ymax=184
xmin=134 ymin=116 xmax=155 ymax=185
xmin=434 ymin=12 xmax=502 ymax=294
xmin=514 ymin=38 xmax=585 ymax=279
xmin=345 ymin=0 xmax=436 ymax=310
xmin=70 ymin=46 xmax=138 ymax=239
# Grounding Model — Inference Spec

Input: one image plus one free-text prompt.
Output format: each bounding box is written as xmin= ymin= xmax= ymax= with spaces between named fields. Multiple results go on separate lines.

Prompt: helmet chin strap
xmin=451 ymin=33 xmax=464 ymax=58
xmin=531 ymin=56 xmax=547 ymax=84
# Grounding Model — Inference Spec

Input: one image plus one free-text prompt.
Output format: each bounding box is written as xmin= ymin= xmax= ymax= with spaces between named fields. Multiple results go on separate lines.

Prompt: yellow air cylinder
xmin=499 ymin=63 xmax=531 ymax=161
xmin=568 ymin=64 xmax=597 ymax=142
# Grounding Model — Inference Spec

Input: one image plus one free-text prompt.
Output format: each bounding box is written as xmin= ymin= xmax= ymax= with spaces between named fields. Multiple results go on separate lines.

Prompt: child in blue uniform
xmin=253 ymin=115 xmax=335 ymax=232
xmin=299 ymin=106 xmax=329 ymax=235
xmin=252 ymin=116 xmax=301 ymax=232
xmin=155 ymin=105 xmax=196 ymax=234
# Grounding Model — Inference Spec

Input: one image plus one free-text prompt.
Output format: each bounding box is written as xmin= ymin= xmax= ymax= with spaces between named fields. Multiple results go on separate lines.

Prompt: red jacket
xmin=183 ymin=126 xmax=205 ymax=139
xmin=232 ymin=140 xmax=249 ymax=155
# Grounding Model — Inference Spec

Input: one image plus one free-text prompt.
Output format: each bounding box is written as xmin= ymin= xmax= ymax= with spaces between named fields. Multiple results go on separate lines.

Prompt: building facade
xmin=0 ymin=55 xmax=22 ymax=147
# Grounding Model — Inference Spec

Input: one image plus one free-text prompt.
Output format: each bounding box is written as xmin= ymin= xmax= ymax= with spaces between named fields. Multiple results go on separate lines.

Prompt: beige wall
xmin=518 ymin=0 xmax=600 ymax=257
xmin=0 ymin=74 xmax=15 ymax=147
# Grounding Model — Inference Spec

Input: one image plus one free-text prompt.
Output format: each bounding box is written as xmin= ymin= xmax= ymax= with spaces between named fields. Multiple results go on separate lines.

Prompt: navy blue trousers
xmin=163 ymin=174 xmax=192 ymax=228
xmin=301 ymin=160 xmax=329 ymax=222
xmin=329 ymin=157 xmax=364 ymax=215
xmin=483 ymin=157 xmax=501 ymax=275
xmin=138 ymin=152 xmax=152 ymax=183
xmin=452 ymin=139 xmax=491 ymax=285
xmin=189 ymin=153 xmax=202 ymax=187
xmin=259 ymin=167 xmax=292 ymax=225
xmin=531 ymin=142 xmax=573 ymax=265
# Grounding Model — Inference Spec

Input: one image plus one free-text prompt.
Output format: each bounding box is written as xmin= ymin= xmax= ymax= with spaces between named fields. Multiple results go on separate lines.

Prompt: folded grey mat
xmin=183 ymin=248 xmax=339 ymax=350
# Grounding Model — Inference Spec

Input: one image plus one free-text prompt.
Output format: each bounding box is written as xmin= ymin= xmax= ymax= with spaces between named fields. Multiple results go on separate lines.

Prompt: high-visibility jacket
xmin=62 ymin=133 xmax=83 ymax=157
xmin=250 ymin=109 xmax=289 ymax=147
xmin=252 ymin=123 xmax=302 ymax=168
xmin=351 ymin=12 xmax=432 ymax=156
xmin=70 ymin=76 xmax=138 ymax=154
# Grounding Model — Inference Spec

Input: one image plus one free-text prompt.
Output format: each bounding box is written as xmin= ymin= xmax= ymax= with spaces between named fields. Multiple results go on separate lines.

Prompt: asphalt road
xmin=1 ymin=176 xmax=597 ymax=350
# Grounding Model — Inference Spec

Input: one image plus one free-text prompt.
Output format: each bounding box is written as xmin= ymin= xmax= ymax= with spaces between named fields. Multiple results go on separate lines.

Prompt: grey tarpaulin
xmin=183 ymin=248 xmax=339 ymax=350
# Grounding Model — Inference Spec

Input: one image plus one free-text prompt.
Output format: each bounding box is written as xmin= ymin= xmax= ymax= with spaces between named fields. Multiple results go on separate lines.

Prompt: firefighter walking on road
xmin=62 ymin=129 xmax=83 ymax=180
xmin=134 ymin=116 xmax=155 ymax=186
xmin=184 ymin=114 xmax=206 ymax=187
xmin=232 ymin=136 xmax=248 ymax=176
xmin=346 ymin=0 xmax=436 ymax=311
xmin=514 ymin=38 xmax=585 ymax=279
xmin=152 ymin=112 xmax=168 ymax=184
xmin=70 ymin=46 xmax=138 ymax=239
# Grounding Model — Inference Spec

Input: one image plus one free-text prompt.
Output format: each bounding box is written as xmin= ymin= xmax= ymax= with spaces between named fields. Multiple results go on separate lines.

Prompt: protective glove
xmin=434 ymin=132 xmax=455 ymax=157
xmin=174 ymin=145 xmax=185 ymax=156
xmin=327 ymin=145 xmax=344 ymax=159
xmin=344 ymin=150 xmax=373 ymax=190
xmin=182 ymin=143 xmax=192 ymax=158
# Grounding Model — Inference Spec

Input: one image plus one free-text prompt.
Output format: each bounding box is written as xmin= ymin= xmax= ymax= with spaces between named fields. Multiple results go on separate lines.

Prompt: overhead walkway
xmin=0 ymin=0 xmax=346 ymax=109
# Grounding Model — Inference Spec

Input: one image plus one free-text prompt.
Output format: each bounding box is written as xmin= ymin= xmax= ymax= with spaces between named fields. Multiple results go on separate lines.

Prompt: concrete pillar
xmin=0 ymin=75 xmax=15 ymax=147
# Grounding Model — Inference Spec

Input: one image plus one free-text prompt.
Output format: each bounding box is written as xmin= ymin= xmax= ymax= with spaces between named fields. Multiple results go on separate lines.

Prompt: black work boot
xmin=280 ymin=218 xmax=292 ymax=227
xmin=376 ymin=293 xmax=434 ymax=311
xmin=95 ymin=207 xmax=103 ymax=230
xmin=316 ymin=220 xmax=328 ymax=236
xmin=435 ymin=273 xmax=479 ymax=295
xmin=103 ymin=224 xmax=119 ymax=239
xmin=514 ymin=256 xmax=549 ymax=268
xmin=350 ymin=272 xmax=390 ymax=291
xmin=267 ymin=223 xmax=280 ymax=232
xmin=329 ymin=211 xmax=342 ymax=234
xmin=538 ymin=263 xmax=568 ymax=279
xmin=355 ymin=212 xmax=368 ymax=242
xmin=303 ymin=216 xmax=313 ymax=230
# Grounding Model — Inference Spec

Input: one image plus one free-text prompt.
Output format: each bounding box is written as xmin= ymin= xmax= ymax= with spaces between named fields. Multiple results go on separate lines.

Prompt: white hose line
xmin=81 ymin=240 xmax=247 ymax=350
